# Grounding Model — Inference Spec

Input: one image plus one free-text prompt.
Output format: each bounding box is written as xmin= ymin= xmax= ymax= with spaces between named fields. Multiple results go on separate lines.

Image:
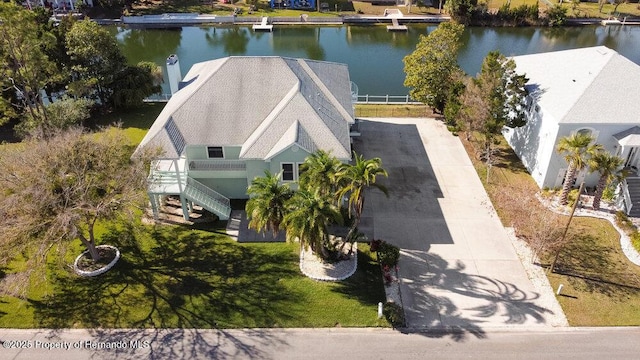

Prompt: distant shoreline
xmin=89 ymin=13 xmax=640 ymax=27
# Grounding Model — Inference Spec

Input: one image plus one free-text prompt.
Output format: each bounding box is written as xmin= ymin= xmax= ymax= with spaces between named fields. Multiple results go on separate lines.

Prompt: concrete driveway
xmin=353 ymin=118 xmax=558 ymax=333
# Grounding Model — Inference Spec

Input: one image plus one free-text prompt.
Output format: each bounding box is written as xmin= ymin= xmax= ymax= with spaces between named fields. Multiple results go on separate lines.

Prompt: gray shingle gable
xmin=135 ymin=56 xmax=354 ymax=159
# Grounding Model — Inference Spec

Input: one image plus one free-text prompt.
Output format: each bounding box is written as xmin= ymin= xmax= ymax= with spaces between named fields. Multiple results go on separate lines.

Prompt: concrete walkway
xmin=353 ymin=118 xmax=560 ymax=333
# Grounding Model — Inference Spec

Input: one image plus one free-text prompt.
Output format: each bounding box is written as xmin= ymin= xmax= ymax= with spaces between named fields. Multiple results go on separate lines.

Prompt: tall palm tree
xmin=588 ymin=150 xmax=626 ymax=210
xmin=556 ymin=133 xmax=600 ymax=205
xmin=245 ymin=170 xmax=294 ymax=237
xmin=337 ymin=152 xmax=389 ymax=230
xmin=298 ymin=150 xmax=343 ymax=199
xmin=282 ymin=189 xmax=342 ymax=260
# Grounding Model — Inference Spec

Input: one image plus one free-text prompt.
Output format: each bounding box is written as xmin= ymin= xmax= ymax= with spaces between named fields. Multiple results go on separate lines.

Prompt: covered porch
xmin=613 ymin=127 xmax=640 ymax=217
xmin=147 ymin=158 xmax=189 ymax=220
xmin=146 ymin=158 xmax=233 ymax=221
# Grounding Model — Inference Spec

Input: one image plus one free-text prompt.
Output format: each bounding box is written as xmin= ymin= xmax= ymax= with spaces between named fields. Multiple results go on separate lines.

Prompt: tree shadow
xmin=353 ymin=121 xmax=453 ymax=252
xmin=29 ymin=223 xmax=300 ymax=357
xmin=553 ymin=231 xmax=640 ymax=297
xmin=330 ymin=247 xmax=386 ymax=307
xmin=398 ymin=252 xmax=554 ymax=341
xmin=40 ymin=327 xmax=286 ymax=360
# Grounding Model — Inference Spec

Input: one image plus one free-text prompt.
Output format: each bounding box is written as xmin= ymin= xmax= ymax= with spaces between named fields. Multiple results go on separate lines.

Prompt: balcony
xmin=188 ymin=160 xmax=247 ymax=171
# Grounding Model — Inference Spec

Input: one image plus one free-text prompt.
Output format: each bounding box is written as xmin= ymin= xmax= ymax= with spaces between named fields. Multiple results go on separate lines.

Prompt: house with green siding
xmin=135 ymin=56 xmax=357 ymax=221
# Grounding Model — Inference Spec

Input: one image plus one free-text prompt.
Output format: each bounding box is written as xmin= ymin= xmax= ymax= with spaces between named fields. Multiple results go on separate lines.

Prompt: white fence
xmin=145 ymin=93 xmax=420 ymax=105
xmin=355 ymin=94 xmax=420 ymax=104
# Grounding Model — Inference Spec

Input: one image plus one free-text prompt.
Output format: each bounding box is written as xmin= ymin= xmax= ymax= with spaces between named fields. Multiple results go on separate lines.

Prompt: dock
xmin=387 ymin=18 xmax=408 ymax=31
xmin=383 ymin=8 xmax=408 ymax=32
xmin=252 ymin=17 xmax=273 ymax=31
xmin=601 ymin=18 xmax=622 ymax=25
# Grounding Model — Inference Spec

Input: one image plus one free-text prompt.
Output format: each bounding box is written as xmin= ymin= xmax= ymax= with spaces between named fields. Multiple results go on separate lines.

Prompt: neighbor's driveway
xmin=353 ymin=118 xmax=558 ymax=333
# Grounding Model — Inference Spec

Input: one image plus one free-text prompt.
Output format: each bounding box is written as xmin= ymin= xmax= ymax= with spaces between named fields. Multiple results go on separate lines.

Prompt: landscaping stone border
xmin=299 ymin=243 xmax=358 ymax=281
xmin=537 ymin=193 xmax=640 ymax=266
xmin=73 ymin=245 xmax=121 ymax=277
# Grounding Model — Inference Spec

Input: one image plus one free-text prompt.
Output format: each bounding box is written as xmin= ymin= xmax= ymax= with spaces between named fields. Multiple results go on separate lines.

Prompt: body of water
xmin=110 ymin=25 xmax=640 ymax=96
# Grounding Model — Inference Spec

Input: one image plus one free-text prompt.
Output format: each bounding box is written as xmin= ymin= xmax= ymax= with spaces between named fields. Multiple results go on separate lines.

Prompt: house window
xmin=577 ymin=128 xmax=592 ymax=137
xmin=207 ymin=146 xmax=224 ymax=158
xmin=297 ymin=162 xmax=306 ymax=180
xmin=575 ymin=128 xmax=598 ymax=142
xmin=281 ymin=163 xmax=295 ymax=182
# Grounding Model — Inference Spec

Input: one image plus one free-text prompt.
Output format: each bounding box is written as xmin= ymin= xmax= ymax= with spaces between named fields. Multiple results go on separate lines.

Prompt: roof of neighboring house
xmin=136 ymin=56 xmax=355 ymax=159
xmin=613 ymin=126 xmax=640 ymax=146
xmin=512 ymin=46 xmax=640 ymax=125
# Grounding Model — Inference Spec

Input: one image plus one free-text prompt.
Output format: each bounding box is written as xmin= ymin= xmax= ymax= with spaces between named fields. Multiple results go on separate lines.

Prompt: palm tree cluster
xmin=246 ymin=150 xmax=388 ymax=261
xmin=557 ymin=132 xmax=626 ymax=209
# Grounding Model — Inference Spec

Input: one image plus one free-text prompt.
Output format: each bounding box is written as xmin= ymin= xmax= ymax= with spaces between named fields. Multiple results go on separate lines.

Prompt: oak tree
xmin=403 ymin=22 xmax=465 ymax=114
xmin=0 ymin=127 xmax=151 ymax=277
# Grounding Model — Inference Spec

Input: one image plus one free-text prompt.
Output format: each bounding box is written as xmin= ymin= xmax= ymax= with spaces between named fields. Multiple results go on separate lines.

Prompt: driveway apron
xmin=353 ymin=118 xmax=556 ymax=332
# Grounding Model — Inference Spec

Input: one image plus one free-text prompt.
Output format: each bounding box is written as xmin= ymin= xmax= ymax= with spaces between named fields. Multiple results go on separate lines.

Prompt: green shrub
xmin=567 ymin=188 xmax=580 ymax=207
xmin=545 ymin=5 xmax=568 ymax=27
xmin=615 ymin=210 xmax=636 ymax=234
xmin=377 ymin=242 xmax=400 ymax=267
xmin=602 ymin=182 xmax=617 ymax=202
xmin=631 ymin=232 xmax=640 ymax=253
xmin=383 ymin=301 xmax=405 ymax=328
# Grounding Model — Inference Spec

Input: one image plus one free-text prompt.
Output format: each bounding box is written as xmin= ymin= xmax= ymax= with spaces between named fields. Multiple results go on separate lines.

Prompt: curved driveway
xmin=353 ymin=118 xmax=562 ymax=334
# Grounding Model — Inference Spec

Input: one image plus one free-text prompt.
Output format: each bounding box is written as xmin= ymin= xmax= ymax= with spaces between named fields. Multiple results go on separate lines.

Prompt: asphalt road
xmin=1 ymin=327 xmax=639 ymax=360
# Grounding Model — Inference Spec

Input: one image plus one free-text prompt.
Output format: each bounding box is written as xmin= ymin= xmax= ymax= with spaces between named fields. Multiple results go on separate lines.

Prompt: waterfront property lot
xmin=0 ymin=105 xmax=389 ymax=329
xmin=460 ymin=132 xmax=640 ymax=326
xmin=0 ymin=221 xmax=387 ymax=328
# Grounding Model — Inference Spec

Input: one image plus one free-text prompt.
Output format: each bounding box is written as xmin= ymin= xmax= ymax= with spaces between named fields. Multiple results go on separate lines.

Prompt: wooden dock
xmin=387 ymin=18 xmax=407 ymax=31
xmin=252 ymin=17 xmax=273 ymax=31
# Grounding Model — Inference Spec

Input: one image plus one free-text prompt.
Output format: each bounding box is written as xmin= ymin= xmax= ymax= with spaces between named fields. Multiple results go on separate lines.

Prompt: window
xmin=207 ymin=146 xmax=224 ymax=158
xmin=281 ymin=163 xmax=295 ymax=182
xmin=576 ymin=128 xmax=592 ymax=137
xmin=575 ymin=128 xmax=598 ymax=142
xmin=297 ymin=162 xmax=306 ymax=180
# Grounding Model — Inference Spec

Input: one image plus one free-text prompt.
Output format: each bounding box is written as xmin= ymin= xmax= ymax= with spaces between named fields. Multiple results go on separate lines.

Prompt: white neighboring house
xmin=504 ymin=46 xmax=640 ymax=216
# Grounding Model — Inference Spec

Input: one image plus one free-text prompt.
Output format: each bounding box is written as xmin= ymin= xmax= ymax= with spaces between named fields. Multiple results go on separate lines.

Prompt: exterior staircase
xmin=625 ymin=177 xmax=640 ymax=218
xmin=183 ymin=177 xmax=232 ymax=220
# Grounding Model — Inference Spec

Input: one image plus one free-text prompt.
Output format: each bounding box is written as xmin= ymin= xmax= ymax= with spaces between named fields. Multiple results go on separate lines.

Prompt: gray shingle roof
xmin=613 ymin=126 xmax=640 ymax=146
xmin=136 ymin=56 xmax=354 ymax=159
xmin=512 ymin=46 xmax=640 ymax=125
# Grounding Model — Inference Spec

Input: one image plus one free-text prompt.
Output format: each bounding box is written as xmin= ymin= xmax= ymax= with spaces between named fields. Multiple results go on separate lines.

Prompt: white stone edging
xmin=536 ymin=193 xmax=640 ymax=266
xmin=73 ymin=245 xmax=121 ymax=277
xmin=299 ymin=242 xmax=358 ymax=281
xmin=506 ymin=228 xmax=569 ymax=327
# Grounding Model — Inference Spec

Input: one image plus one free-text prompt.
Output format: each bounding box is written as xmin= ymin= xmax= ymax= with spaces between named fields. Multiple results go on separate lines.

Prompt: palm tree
xmin=587 ymin=150 xmax=626 ymax=210
xmin=245 ymin=170 xmax=294 ymax=238
xmin=282 ymin=189 xmax=342 ymax=260
xmin=298 ymin=150 xmax=343 ymax=199
xmin=556 ymin=133 xmax=601 ymax=205
xmin=337 ymin=152 xmax=389 ymax=231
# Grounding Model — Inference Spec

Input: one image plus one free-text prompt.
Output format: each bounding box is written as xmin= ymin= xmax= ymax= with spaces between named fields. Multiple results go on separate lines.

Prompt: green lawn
xmin=90 ymin=103 xmax=164 ymax=144
xmin=546 ymin=1 xmax=640 ymax=19
xmin=0 ymin=221 xmax=388 ymax=328
xmin=355 ymin=104 xmax=433 ymax=118
xmin=547 ymin=218 xmax=640 ymax=326
xmin=460 ymin=132 xmax=640 ymax=326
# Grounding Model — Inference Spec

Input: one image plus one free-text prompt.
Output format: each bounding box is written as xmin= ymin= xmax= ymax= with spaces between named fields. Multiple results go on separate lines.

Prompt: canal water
xmin=109 ymin=24 xmax=640 ymax=97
